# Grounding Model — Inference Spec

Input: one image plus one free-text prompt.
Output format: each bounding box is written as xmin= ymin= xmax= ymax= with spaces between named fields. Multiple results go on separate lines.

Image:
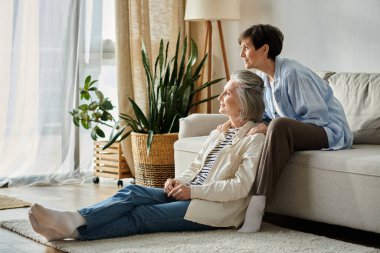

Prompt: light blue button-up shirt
xmin=258 ymin=57 xmax=353 ymax=150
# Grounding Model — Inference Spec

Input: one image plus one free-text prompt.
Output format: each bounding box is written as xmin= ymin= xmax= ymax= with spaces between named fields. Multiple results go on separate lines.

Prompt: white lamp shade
xmin=185 ymin=0 xmax=240 ymax=21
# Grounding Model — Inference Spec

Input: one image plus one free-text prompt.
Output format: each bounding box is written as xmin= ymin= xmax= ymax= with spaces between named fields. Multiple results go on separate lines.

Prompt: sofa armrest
xmin=179 ymin=113 xmax=228 ymax=139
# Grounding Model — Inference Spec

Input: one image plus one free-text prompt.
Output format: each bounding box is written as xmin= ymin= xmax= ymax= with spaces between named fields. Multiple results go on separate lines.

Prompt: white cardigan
xmin=176 ymin=121 xmax=265 ymax=228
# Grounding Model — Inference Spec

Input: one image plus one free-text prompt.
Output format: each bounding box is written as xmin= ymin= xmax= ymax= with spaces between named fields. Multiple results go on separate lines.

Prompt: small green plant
xmin=69 ymin=76 xmax=120 ymax=141
xmin=70 ymin=32 xmax=223 ymax=153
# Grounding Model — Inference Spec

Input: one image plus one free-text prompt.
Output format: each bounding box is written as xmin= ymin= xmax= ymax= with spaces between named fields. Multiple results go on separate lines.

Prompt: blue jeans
xmin=77 ymin=184 xmax=215 ymax=240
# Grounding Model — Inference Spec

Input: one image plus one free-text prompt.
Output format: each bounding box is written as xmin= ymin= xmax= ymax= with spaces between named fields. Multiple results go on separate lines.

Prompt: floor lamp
xmin=185 ymin=0 xmax=240 ymax=113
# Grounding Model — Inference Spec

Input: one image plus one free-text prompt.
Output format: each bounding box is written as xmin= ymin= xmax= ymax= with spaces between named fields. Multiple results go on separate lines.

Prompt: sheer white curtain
xmin=0 ymin=0 xmax=102 ymax=187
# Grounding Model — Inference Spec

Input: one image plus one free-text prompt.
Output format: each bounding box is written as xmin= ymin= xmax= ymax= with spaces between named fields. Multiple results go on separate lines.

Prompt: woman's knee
xmin=117 ymin=184 xmax=145 ymax=197
xmin=267 ymin=118 xmax=294 ymax=134
xmin=121 ymin=184 xmax=146 ymax=192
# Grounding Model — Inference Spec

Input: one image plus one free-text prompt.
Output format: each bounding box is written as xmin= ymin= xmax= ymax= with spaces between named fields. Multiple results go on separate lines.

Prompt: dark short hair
xmin=239 ymin=24 xmax=284 ymax=61
xmin=231 ymin=70 xmax=265 ymax=123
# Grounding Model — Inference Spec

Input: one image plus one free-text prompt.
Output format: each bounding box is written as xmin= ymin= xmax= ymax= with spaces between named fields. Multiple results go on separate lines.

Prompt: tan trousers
xmin=252 ymin=118 xmax=329 ymax=199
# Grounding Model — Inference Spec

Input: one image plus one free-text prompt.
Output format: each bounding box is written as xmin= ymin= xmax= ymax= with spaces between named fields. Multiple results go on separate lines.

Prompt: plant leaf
xmin=146 ymin=130 xmax=154 ymax=156
xmin=100 ymin=99 xmax=113 ymax=110
xmin=108 ymin=121 xmax=118 ymax=141
xmin=128 ymin=98 xmax=149 ymax=129
xmin=159 ymin=39 xmax=164 ymax=78
xmin=95 ymin=90 xmax=104 ymax=102
xmin=95 ymin=126 xmax=105 ymax=138
xmin=119 ymin=113 xmax=141 ymax=132
xmin=81 ymin=118 xmax=90 ymax=129
xmin=73 ymin=117 xmax=80 ymax=127
xmin=101 ymin=111 xmax=110 ymax=121
xmin=84 ymin=76 xmax=91 ymax=90
xmin=119 ymin=130 xmax=132 ymax=142
xmin=164 ymin=41 xmax=169 ymax=67
xmin=169 ymin=32 xmax=180 ymax=86
xmin=102 ymin=125 xmax=126 ymax=150
xmin=191 ymin=78 xmax=224 ymax=95
xmin=141 ymin=40 xmax=153 ymax=131
xmin=190 ymin=94 xmax=220 ymax=108
xmin=80 ymin=90 xmax=90 ymax=100
xmin=91 ymin=128 xmax=97 ymax=140
xmin=186 ymin=40 xmax=198 ymax=69
xmin=89 ymin=80 xmax=97 ymax=88
xmin=168 ymin=114 xmax=180 ymax=133
xmin=79 ymin=104 xmax=89 ymax=112
xmin=192 ymin=52 xmax=208 ymax=80
xmin=177 ymin=35 xmax=188 ymax=85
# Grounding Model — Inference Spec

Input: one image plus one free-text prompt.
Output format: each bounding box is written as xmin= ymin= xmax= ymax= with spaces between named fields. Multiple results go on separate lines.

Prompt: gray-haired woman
xmin=28 ymin=70 xmax=266 ymax=241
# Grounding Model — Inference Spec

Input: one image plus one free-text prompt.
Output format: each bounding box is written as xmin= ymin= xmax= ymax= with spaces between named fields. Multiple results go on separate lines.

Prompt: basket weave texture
xmin=131 ymin=132 xmax=178 ymax=188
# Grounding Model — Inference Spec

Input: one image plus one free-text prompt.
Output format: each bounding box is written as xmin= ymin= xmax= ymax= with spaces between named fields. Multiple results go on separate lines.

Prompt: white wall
xmin=223 ymin=0 xmax=380 ymax=73
xmin=211 ymin=0 xmax=380 ymax=111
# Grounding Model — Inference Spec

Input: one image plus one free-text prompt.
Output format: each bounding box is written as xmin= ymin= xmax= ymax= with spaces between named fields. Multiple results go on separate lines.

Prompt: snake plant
xmin=70 ymin=32 xmax=223 ymax=153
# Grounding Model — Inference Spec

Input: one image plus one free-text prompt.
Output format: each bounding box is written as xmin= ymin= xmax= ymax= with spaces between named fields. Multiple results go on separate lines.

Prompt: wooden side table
xmin=93 ymin=141 xmax=133 ymax=187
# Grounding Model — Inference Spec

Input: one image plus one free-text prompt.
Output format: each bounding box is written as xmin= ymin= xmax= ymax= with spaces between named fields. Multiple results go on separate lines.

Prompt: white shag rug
xmin=1 ymin=219 xmax=378 ymax=253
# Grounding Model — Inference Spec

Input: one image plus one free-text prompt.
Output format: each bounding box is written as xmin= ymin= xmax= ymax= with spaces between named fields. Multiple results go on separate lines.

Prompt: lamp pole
xmin=185 ymin=0 xmax=240 ymax=113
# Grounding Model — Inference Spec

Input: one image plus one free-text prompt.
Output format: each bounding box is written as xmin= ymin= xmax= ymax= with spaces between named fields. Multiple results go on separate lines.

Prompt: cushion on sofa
xmin=314 ymin=70 xmax=336 ymax=81
xmin=287 ymin=145 xmax=380 ymax=177
xmin=174 ymin=136 xmax=206 ymax=176
xmin=327 ymin=73 xmax=380 ymax=144
xmin=175 ymin=135 xmax=380 ymax=178
xmin=178 ymin=114 xmax=228 ymax=139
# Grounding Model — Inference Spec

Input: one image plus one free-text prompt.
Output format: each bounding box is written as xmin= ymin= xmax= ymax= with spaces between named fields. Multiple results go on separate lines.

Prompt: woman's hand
xmin=247 ymin=122 xmax=268 ymax=135
xmin=167 ymin=184 xmax=191 ymax=200
xmin=164 ymin=178 xmax=180 ymax=194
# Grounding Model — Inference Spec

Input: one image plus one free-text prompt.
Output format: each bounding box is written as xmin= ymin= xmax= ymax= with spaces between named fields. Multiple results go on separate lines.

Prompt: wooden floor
xmin=0 ymin=179 xmax=379 ymax=252
xmin=0 ymin=179 xmax=122 ymax=253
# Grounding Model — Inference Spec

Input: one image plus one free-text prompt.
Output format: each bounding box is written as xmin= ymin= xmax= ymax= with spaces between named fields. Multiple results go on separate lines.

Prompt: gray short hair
xmin=231 ymin=70 xmax=265 ymax=122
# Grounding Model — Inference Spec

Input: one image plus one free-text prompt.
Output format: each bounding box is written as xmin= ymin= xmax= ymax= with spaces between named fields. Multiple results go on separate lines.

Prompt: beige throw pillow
xmin=327 ymin=73 xmax=380 ymax=144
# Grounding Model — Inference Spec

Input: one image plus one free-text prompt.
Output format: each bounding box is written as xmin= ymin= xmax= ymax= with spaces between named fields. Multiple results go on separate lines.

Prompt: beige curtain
xmin=115 ymin=0 xmax=185 ymax=176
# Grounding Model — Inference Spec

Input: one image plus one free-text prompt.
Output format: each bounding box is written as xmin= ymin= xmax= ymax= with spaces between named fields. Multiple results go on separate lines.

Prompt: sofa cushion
xmin=175 ymin=136 xmax=380 ymax=178
xmin=179 ymin=114 xmax=228 ymax=139
xmin=288 ymin=144 xmax=380 ymax=177
xmin=174 ymin=136 xmax=207 ymax=176
xmin=267 ymin=153 xmax=380 ymax=233
xmin=175 ymin=136 xmax=206 ymax=153
xmin=327 ymin=73 xmax=380 ymax=144
xmin=314 ymin=70 xmax=335 ymax=81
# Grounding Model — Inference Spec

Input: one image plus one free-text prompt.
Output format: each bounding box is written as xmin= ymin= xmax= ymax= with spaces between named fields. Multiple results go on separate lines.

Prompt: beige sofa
xmin=174 ymin=72 xmax=380 ymax=234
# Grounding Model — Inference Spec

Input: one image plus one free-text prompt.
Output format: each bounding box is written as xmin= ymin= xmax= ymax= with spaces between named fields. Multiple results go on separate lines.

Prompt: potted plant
xmin=69 ymin=76 xmax=115 ymax=140
xmin=71 ymin=32 xmax=223 ymax=187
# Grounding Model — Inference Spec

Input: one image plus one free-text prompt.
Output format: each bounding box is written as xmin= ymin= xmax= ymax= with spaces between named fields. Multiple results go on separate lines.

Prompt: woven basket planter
xmin=131 ymin=132 xmax=178 ymax=188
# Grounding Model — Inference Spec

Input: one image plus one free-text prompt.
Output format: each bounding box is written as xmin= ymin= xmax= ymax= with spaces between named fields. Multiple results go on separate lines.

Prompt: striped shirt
xmin=189 ymin=128 xmax=239 ymax=185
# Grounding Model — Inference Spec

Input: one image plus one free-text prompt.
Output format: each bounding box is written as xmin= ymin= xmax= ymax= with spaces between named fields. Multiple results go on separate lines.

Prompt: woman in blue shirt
xmin=239 ymin=24 xmax=352 ymax=202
